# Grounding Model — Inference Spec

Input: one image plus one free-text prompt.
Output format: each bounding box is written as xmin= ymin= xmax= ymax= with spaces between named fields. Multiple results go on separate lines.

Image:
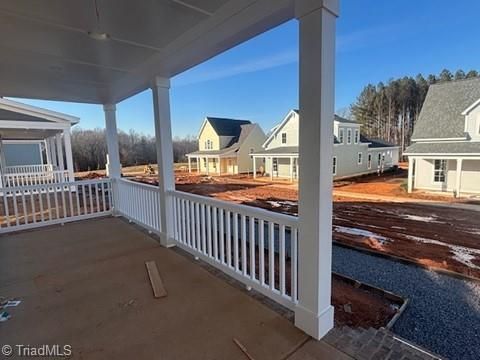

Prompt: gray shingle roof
xmin=412 ymin=77 xmax=480 ymax=140
xmin=206 ymin=117 xmax=251 ymax=137
xmin=360 ymin=135 xmax=397 ymax=148
xmin=404 ymin=141 xmax=480 ymax=155
xmin=253 ymin=146 xmax=299 ymax=155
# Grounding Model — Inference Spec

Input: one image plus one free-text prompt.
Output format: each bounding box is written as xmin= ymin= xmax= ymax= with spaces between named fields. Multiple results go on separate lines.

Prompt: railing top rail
xmin=117 ymin=178 xmax=160 ymax=191
xmin=0 ymin=178 xmax=110 ymax=193
xmin=3 ymin=169 xmax=69 ymax=176
xmin=169 ymin=189 xmax=299 ymax=227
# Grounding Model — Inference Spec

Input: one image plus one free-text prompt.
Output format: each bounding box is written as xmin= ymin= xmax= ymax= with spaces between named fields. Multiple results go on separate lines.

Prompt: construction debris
xmin=145 ymin=261 xmax=167 ymax=298
xmin=143 ymin=165 xmax=156 ymax=175
xmin=233 ymin=338 xmax=255 ymax=360
xmin=0 ymin=311 xmax=11 ymax=322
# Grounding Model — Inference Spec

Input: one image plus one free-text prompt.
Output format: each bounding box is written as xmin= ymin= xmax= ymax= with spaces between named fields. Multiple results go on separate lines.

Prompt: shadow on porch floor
xmin=0 ymin=217 xmax=351 ymax=359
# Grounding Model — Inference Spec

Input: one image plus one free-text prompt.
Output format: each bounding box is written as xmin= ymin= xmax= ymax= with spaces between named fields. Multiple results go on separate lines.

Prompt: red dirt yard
xmin=165 ymin=173 xmax=480 ymax=280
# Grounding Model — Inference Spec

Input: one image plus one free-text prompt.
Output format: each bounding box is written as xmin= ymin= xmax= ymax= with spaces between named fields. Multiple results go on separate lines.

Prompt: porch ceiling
xmin=0 ymin=0 xmax=294 ymax=104
xmin=0 ymin=128 xmax=61 ymax=141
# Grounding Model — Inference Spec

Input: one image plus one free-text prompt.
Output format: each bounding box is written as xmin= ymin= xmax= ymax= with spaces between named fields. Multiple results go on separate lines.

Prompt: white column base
xmin=159 ymin=232 xmax=176 ymax=248
xmin=295 ymin=304 xmax=334 ymax=340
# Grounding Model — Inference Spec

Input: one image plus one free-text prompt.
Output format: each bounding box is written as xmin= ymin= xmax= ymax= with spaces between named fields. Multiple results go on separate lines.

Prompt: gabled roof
xmin=334 ymin=114 xmax=358 ymax=125
xmin=205 ymin=117 xmax=251 ymax=137
xmin=404 ymin=141 xmax=480 ymax=155
xmin=0 ymin=98 xmax=79 ymax=125
xmin=412 ymin=77 xmax=480 ymax=140
xmin=188 ymin=124 xmax=261 ymax=157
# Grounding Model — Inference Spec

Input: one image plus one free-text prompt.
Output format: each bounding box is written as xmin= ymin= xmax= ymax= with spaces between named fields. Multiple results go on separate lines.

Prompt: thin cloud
xmin=173 ymin=49 xmax=298 ymax=87
xmin=337 ymin=23 xmax=405 ymax=52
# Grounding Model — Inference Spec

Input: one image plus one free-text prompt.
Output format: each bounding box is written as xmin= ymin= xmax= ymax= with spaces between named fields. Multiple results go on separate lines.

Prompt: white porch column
xmin=197 ymin=157 xmax=200 ymax=173
xmin=295 ymin=0 xmax=338 ymax=340
xmin=63 ymin=128 xmax=75 ymax=182
xmin=289 ymin=156 xmax=294 ymax=182
xmin=407 ymin=156 xmax=414 ymax=193
xmin=217 ymin=157 xmax=221 ymax=175
xmin=456 ymin=158 xmax=463 ymax=197
xmin=253 ymin=157 xmax=257 ymax=178
xmin=270 ymin=157 xmax=274 ymax=180
xmin=49 ymin=137 xmax=58 ymax=168
xmin=152 ymin=77 xmax=175 ymax=247
xmin=188 ymin=156 xmax=192 ymax=173
xmin=104 ymin=104 xmax=122 ymax=179
xmin=56 ymin=133 xmax=65 ymax=171
xmin=44 ymin=139 xmax=52 ymax=167
xmin=206 ymin=158 xmax=209 ymax=175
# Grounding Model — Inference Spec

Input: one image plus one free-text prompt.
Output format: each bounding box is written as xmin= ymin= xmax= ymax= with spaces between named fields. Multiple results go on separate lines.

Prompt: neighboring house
xmin=251 ymin=110 xmax=399 ymax=180
xmin=0 ymin=98 xmax=79 ymax=187
xmin=404 ymin=77 xmax=480 ymax=196
xmin=186 ymin=117 xmax=266 ymax=175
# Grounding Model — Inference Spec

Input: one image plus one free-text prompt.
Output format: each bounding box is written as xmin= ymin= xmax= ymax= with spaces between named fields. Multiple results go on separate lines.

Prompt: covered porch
xmin=0 ymin=98 xmax=76 ymax=187
xmin=187 ymin=153 xmax=239 ymax=175
xmin=0 ymin=0 xmax=339 ymax=345
xmin=252 ymin=152 xmax=299 ymax=181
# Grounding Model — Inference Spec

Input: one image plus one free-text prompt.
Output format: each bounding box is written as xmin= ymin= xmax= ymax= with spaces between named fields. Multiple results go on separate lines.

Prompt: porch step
xmin=324 ymin=326 xmax=443 ymax=360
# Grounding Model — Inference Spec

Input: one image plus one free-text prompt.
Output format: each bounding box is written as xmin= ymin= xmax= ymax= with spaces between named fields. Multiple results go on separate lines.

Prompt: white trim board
xmin=1 ymin=98 xmax=79 ymax=124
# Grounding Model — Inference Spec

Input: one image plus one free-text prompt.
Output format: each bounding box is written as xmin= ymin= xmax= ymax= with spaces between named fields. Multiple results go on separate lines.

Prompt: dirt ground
xmin=157 ymin=172 xmax=480 ymax=280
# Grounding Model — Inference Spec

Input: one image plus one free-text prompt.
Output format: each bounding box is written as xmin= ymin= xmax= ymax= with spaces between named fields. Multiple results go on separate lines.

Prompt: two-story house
xmin=186 ymin=117 xmax=266 ymax=175
xmin=404 ymin=77 xmax=480 ymax=196
xmin=251 ymin=109 xmax=399 ymax=180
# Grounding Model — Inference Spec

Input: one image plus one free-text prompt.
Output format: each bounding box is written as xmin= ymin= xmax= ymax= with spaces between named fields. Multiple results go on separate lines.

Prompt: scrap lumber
xmin=145 ymin=261 xmax=167 ymax=298
xmin=233 ymin=338 xmax=255 ymax=360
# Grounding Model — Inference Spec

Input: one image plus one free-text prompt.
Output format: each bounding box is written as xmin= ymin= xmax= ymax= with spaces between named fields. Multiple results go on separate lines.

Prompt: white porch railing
xmin=169 ymin=190 xmax=299 ymax=310
xmin=5 ymin=164 xmax=54 ymax=174
xmin=0 ymin=178 xmax=112 ymax=233
xmin=114 ymin=178 xmax=162 ymax=234
xmin=2 ymin=170 xmax=70 ymax=187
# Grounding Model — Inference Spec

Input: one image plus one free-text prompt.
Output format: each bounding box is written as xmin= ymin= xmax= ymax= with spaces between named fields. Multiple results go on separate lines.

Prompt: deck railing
xmin=5 ymin=164 xmax=54 ymax=174
xmin=114 ymin=178 xmax=162 ymax=234
xmin=0 ymin=178 xmax=112 ymax=232
xmin=2 ymin=170 xmax=71 ymax=187
xmin=169 ymin=189 xmax=298 ymax=310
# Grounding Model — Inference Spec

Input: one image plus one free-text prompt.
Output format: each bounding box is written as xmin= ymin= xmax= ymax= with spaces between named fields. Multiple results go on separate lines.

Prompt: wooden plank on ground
xmin=145 ymin=260 xmax=167 ymax=298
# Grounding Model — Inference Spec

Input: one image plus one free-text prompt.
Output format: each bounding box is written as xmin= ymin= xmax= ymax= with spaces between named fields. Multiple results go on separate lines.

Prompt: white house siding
xmin=465 ymin=104 xmax=480 ymax=141
xmin=266 ymin=112 xmax=299 ymax=148
xmin=461 ymin=160 xmax=480 ymax=193
xmin=3 ymin=143 xmax=42 ymax=166
xmin=333 ymin=144 xmax=368 ymax=178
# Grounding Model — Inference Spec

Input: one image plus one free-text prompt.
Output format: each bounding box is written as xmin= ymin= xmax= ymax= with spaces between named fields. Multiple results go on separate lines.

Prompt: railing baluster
xmin=206 ymin=205 xmax=212 ymax=257
xmin=30 ymin=190 xmax=36 ymax=224
xmin=201 ymin=203 xmax=206 ymax=255
xmin=280 ymin=224 xmax=286 ymax=296
xmin=12 ymin=191 xmax=19 ymax=226
xmin=213 ymin=207 xmax=218 ymax=260
xmin=269 ymin=221 xmax=275 ymax=291
xmin=21 ymin=190 xmax=27 ymax=225
xmin=259 ymin=219 xmax=265 ymax=285
xmin=226 ymin=210 xmax=231 ymax=268
xmin=82 ymin=184 xmax=87 ymax=215
xmin=291 ymin=226 xmax=298 ymax=302
xmin=241 ymin=215 xmax=247 ymax=276
xmin=233 ymin=213 xmax=239 ymax=272
xmin=249 ymin=216 xmax=256 ymax=280
xmin=46 ymin=187 xmax=52 ymax=220
xmin=195 ymin=202 xmax=200 ymax=251
xmin=219 ymin=208 xmax=225 ymax=264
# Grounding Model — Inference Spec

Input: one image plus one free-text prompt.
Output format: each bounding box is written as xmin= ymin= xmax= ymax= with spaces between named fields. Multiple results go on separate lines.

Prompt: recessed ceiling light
xmin=88 ymin=31 xmax=110 ymax=41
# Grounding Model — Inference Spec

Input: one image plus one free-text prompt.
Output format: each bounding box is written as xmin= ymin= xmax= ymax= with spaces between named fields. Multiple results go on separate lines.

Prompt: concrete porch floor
xmin=0 ymin=217 xmax=351 ymax=359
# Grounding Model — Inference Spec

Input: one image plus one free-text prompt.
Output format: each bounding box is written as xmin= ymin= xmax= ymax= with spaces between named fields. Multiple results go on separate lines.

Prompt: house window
xmin=433 ymin=160 xmax=447 ymax=183
xmin=339 ymin=129 xmax=344 ymax=144
xmin=205 ymin=139 xmax=213 ymax=150
xmin=354 ymin=129 xmax=360 ymax=144
xmin=358 ymin=152 xmax=363 ymax=165
xmin=367 ymin=154 xmax=372 ymax=169
xmin=281 ymin=133 xmax=287 ymax=144
xmin=333 ymin=157 xmax=337 ymax=175
xmin=377 ymin=153 xmax=382 ymax=167
xmin=213 ymin=159 xmax=217 ymax=169
xmin=203 ymin=158 xmax=207 ymax=167
xmin=272 ymin=158 xmax=278 ymax=172
xmin=347 ymin=129 xmax=352 ymax=144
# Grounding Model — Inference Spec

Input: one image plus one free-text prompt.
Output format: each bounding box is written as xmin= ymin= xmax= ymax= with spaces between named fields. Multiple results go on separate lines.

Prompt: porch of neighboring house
xmin=408 ymin=156 xmax=480 ymax=196
xmin=1 ymin=0 xmax=340 ymax=353
xmin=253 ymin=153 xmax=299 ymax=181
xmin=187 ymin=154 xmax=239 ymax=175
xmin=0 ymin=98 xmax=76 ymax=188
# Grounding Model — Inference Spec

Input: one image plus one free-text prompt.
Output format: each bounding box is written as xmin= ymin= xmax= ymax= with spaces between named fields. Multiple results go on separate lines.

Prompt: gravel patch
xmin=333 ymin=245 xmax=480 ymax=360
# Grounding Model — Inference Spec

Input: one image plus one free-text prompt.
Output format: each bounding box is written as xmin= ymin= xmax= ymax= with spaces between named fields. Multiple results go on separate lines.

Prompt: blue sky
xmin=11 ymin=0 xmax=480 ymax=137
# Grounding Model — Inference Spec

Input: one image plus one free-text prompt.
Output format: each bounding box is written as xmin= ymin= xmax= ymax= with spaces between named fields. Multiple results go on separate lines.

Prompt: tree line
xmin=71 ymin=128 xmax=197 ymax=171
xmin=350 ymin=69 xmax=479 ymax=155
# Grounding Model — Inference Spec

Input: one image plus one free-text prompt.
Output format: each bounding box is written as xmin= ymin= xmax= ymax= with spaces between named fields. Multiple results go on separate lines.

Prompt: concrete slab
xmin=0 ymin=217 xmax=328 ymax=359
